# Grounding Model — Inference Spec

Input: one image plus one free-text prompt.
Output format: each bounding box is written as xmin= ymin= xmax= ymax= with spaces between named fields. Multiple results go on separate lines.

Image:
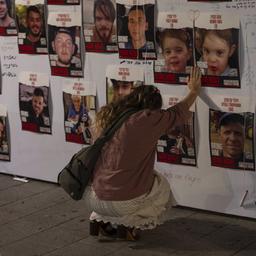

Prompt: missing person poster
xmin=116 ymin=0 xmax=156 ymax=60
xmin=15 ymin=0 xmax=47 ymax=54
xmin=157 ymin=95 xmax=196 ymax=166
xmin=83 ymin=0 xmax=118 ymax=53
xmin=154 ymin=11 xmax=193 ymax=85
xmin=0 ymin=105 xmax=10 ymax=161
xmin=106 ymin=64 xmax=144 ymax=103
xmin=48 ymin=11 xmax=83 ymax=77
xmin=47 ymin=0 xmax=80 ymax=5
xmin=0 ymin=0 xmax=17 ymax=36
xmin=195 ymin=12 xmax=240 ymax=88
xmin=19 ymin=72 xmax=51 ymax=134
xmin=63 ymin=79 xmax=96 ymax=145
xmin=209 ymin=96 xmax=255 ymax=171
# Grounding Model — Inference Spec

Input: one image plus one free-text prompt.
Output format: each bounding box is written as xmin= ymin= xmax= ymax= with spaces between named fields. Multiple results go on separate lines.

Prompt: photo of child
xmin=154 ymin=11 xmax=193 ymax=85
xmin=159 ymin=29 xmax=192 ymax=73
xmin=195 ymin=12 xmax=240 ymax=87
xmin=201 ymin=29 xmax=238 ymax=77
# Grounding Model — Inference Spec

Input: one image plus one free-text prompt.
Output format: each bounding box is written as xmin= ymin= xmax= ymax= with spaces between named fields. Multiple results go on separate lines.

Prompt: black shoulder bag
xmin=58 ymin=108 xmax=138 ymax=200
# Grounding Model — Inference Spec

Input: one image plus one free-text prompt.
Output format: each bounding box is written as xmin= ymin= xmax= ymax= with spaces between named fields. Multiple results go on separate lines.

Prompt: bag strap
xmin=98 ymin=108 xmax=139 ymax=140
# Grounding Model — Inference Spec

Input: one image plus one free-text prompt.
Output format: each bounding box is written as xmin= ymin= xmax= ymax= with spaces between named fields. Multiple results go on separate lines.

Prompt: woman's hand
xmin=181 ymin=67 xmax=202 ymax=109
xmin=187 ymin=67 xmax=201 ymax=95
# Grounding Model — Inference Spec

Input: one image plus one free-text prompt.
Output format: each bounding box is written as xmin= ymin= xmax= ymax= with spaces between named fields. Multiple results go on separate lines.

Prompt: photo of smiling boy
xmin=15 ymin=1 xmax=47 ymax=54
xmin=209 ymin=109 xmax=255 ymax=171
xmin=195 ymin=12 xmax=240 ymax=87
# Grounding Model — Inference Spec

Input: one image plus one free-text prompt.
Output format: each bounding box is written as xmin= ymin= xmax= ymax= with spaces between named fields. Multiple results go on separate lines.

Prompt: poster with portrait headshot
xmin=116 ymin=0 xmax=156 ymax=60
xmin=63 ymin=79 xmax=96 ymax=145
xmin=19 ymin=72 xmax=51 ymax=134
xmin=83 ymin=0 xmax=118 ymax=53
xmin=209 ymin=109 xmax=255 ymax=171
xmin=0 ymin=0 xmax=17 ymax=36
xmin=48 ymin=11 xmax=83 ymax=77
xmin=157 ymin=95 xmax=196 ymax=166
xmin=195 ymin=12 xmax=240 ymax=88
xmin=154 ymin=11 xmax=193 ymax=85
xmin=0 ymin=105 xmax=10 ymax=161
xmin=15 ymin=0 xmax=47 ymax=54
xmin=106 ymin=64 xmax=144 ymax=103
xmin=47 ymin=0 xmax=80 ymax=5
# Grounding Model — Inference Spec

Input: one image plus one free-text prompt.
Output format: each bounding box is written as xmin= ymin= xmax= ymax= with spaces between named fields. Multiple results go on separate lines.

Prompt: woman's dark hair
xmin=95 ymin=85 xmax=162 ymax=133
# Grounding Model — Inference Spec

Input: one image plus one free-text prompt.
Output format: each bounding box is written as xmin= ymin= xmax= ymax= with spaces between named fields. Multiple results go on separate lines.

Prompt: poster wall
xmin=0 ymin=0 xmax=256 ymax=219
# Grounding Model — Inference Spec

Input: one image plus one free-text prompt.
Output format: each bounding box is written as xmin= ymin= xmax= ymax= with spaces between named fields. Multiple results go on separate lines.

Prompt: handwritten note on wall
xmin=226 ymin=0 xmax=256 ymax=10
xmin=0 ymin=38 xmax=19 ymax=80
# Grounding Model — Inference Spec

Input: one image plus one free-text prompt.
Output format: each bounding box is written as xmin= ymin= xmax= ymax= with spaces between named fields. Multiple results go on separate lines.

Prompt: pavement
xmin=0 ymin=173 xmax=256 ymax=256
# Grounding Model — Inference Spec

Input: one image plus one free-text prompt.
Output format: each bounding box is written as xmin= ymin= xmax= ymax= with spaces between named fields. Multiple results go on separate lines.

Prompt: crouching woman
xmin=83 ymin=67 xmax=201 ymax=241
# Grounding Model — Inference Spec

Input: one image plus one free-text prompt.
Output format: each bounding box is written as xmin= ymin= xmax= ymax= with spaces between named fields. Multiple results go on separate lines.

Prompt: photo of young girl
xmin=154 ymin=11 xmax=193 ymax=85
xmin=195 ymin=12 xmax=240 ymax=88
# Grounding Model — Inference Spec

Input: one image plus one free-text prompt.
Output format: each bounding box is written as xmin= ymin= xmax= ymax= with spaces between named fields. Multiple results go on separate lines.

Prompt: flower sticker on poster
xmin=63 ymin=79 xmax=96 ymax=145
xmin=83 ymin=0 xmax=118 ymax=53
xmin=106 ymin=64 xmax=144 ymax=103
xmin=157 ymin=95 xmax=197 ymax=166
xmin=209 ymin=95 xmax=255 ymax=171
xmin=48 ymin=11 xmax=83 ymax=77
xmin=15 ymin=0 xmax=47 ymax=54
xmin=0 ymin=0 xmax=17 ymax=36
xmin=195 ymin=12 xmax=240 ymax=88
xmin=0 ymin=105 xmax=10 ymax=161
xmin=47 ymin=0 xmax=80 ymax=5
xmin=19 ymin=72 xmax=51 ymax=134
xmin=117 ymin=0 xmax=156 ymax=60
xmin=154 ymin=11 xmax=193 ymax=85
